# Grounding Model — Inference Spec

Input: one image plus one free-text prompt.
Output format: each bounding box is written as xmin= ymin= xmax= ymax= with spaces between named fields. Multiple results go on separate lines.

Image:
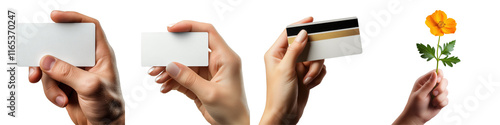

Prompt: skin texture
xmin=147 ymin=20 xmax=249 ymax=125
xmin=393 ymin=69 xmax=449 ymax=125
xmin=260 ymin=17 xmax=327 ymax=125
xmin=28 ymin=10 xmax=125 ymax=125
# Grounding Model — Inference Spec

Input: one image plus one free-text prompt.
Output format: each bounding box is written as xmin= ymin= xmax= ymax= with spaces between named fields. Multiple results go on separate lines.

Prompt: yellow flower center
xmin=438 ymin=21 xmax=446 ymax=28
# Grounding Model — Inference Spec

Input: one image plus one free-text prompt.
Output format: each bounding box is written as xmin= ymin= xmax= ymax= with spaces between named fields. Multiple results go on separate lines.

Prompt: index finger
xmin=413 ymin=70 xmax=435 ymax=92
xmin=28 ymin=67 xmax=42 ymax=83
xmin=50 ymin=10 xmax=111 ymax=61
xmin=269 ymin=17 xmax=314 ymax=51
xmin=167 ymin=20 xmax=229 ymax=51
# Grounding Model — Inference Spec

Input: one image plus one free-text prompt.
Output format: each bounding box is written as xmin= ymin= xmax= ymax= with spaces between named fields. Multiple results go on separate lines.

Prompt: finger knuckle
xmin=287 ymin=46 xmax=298 ymax=53
xmin=416 ymin=94 xmax=427 ymax=101
xmin=230 ymin=55 xmax=242 ymax=67
xmin=202 ymin=90 xmax=220 ymax=105
xmin=181 ymin=72 xmax=199 ymax=89
xmin=93 ymin=19 xmax=101 ymax=26
xmin=206 ymin=24 xmax=215 ymax=30
xmin=441 ymin=100 xmax=449 ymax=107
xmin=264 ymin=51 xmax=271 ymax=60
xmin=442 ymin=78 xmax=449 ymax=83
xmin=234 ymin=54 xmax=242 ymax=63
xmin=81 ymin=75 xmax=103 ymax=95
xmin=437 ymin=86 xmax=446 ymax=92
xmin=55 ymin=63 xmax=74 ymax=79
xmin=43 ymin=83 xmax=58 ymax=95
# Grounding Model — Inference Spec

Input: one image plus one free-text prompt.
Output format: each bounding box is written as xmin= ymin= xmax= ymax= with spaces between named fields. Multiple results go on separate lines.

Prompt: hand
xmin=393 ymin=69 xmax=448 ymax=125
xmin=147 ymin=20 xmax=249 ymax=124
xmin=260 ymin=17 xmax=327 ymax=124
xmin=28 ymin=10 xmax=124 ymax=125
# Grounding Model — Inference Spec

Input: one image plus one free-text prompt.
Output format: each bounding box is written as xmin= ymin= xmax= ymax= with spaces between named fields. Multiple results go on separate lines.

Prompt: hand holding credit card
xmin=286 ymin=17 xmax=362 ymax=62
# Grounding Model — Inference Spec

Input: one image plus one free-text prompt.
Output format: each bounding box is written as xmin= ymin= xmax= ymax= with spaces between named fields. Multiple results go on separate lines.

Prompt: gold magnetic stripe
xmin=287 ymin=28 xmax=359 ymax=44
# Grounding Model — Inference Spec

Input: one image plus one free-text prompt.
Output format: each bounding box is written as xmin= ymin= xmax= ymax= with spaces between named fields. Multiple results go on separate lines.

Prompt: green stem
xmin=430 ymin=36 xmax=442 ymax=98
xmin=436 ymin=36 xmax=441 ymax=74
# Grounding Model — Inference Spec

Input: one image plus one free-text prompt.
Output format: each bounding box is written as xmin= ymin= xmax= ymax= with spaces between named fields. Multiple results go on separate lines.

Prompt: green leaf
xmin=416 ymin=43 xmax=436 ymax=61
xmin=441 ymin=56 xmax=460 ymax=67
xmin=441 ymin=40 xmax=456 ymax=56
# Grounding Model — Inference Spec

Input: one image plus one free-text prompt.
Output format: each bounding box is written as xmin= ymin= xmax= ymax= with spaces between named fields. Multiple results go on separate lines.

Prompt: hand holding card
xmin=27 ymin=10 xmax=125 ymax=124
xmin=146 ymin=20 xmax=250 ymax=124
xmin=261 ymin=17 xmax=327 ymax=124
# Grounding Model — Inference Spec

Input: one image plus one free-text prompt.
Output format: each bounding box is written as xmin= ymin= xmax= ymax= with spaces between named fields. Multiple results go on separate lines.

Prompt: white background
xmin=2 ymin=0 xmax=500 ymax=124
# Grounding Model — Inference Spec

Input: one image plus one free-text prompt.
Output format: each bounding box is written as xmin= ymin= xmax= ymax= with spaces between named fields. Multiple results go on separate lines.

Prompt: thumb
xmin=166 ymin=62 xmax=212 ymax=98
xmin=39 ymin=55 xmax=97 ymax=94
xmin=419 ymin=71 xmax=438 ymax=94
xmin=282 ymin=29 xmax=308 ymax=66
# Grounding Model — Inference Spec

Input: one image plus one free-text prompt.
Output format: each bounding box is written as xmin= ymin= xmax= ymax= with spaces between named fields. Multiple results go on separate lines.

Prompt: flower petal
xmin=432 ymin=10 xmax=447 ymax=23
xmin=441 ymin=27 xmax=456 ymax=34
xmin=444 ymin=18 xmax=457 ymax=28
xmin=430 ymin=26 xmax=444 ymax=36
xmin=426 ymin=15 xmax=438 ymax=28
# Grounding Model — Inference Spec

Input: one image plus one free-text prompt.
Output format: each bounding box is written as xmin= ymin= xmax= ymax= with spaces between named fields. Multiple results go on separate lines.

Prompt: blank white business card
xmin=17 ymin=23 xmax=95 ymax=67
xmin=141 ymin=32 xmax=208 ymax=66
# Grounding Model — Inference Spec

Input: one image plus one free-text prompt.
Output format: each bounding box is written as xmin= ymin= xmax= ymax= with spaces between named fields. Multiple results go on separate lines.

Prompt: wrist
xmin=393 ymin=111 xmax=425 ymax=125
xmin=89 ymin=98 xmax=125 ymax=125
xmin=108 ymin=114 xmax=125 ymax=125
xmin=89 ymin=114 xmax=125 ymax=125
xmin=260 ymin=107 xmax=298 ymax=125
xmin=260 ymin=108 xmax=281 ymax=125
xmin=228 ymin=110 xmax=250 ymax=125
xmin=232 ymin=114 xmax=250 ymax=125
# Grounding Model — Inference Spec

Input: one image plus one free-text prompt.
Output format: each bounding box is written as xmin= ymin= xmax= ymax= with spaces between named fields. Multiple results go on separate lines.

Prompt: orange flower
xmin=425 ymin=10 xmax=456 ymax=36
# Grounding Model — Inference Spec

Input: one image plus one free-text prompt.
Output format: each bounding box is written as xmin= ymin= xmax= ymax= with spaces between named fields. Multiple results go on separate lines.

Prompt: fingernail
xmin=166 ymin=63 xmax=180 ymax=77
xmin=55 ymin=96 xmax=64 ymax=107
xmin=304 ymin=77 xmax=312 ymax=85
xmin=433 ymin=90 xmax=439 ymax=96
xmin=148 ymin=67 xmax=154 ymax=74
xmin=51 ymin=10 xmax=62 ymax=15
xmin=167 ymin=23 xmax=175 ymax=28
xmin=160 ymin=86 xmax=165 ymax=92
xmin=41 ymin=56 xmax=55 ymax=71
xmin=437 ymin=77 xmax=442 ymax=82
xmin=29 ymin=68 xmax=34 ymax=76
xmin=172 ymin=85 xmax=180 ymax=90
xmin=155 ymin=75 xmax=162 ymax=82
xmin=294 ymin=29 xmax=308 ymax=43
